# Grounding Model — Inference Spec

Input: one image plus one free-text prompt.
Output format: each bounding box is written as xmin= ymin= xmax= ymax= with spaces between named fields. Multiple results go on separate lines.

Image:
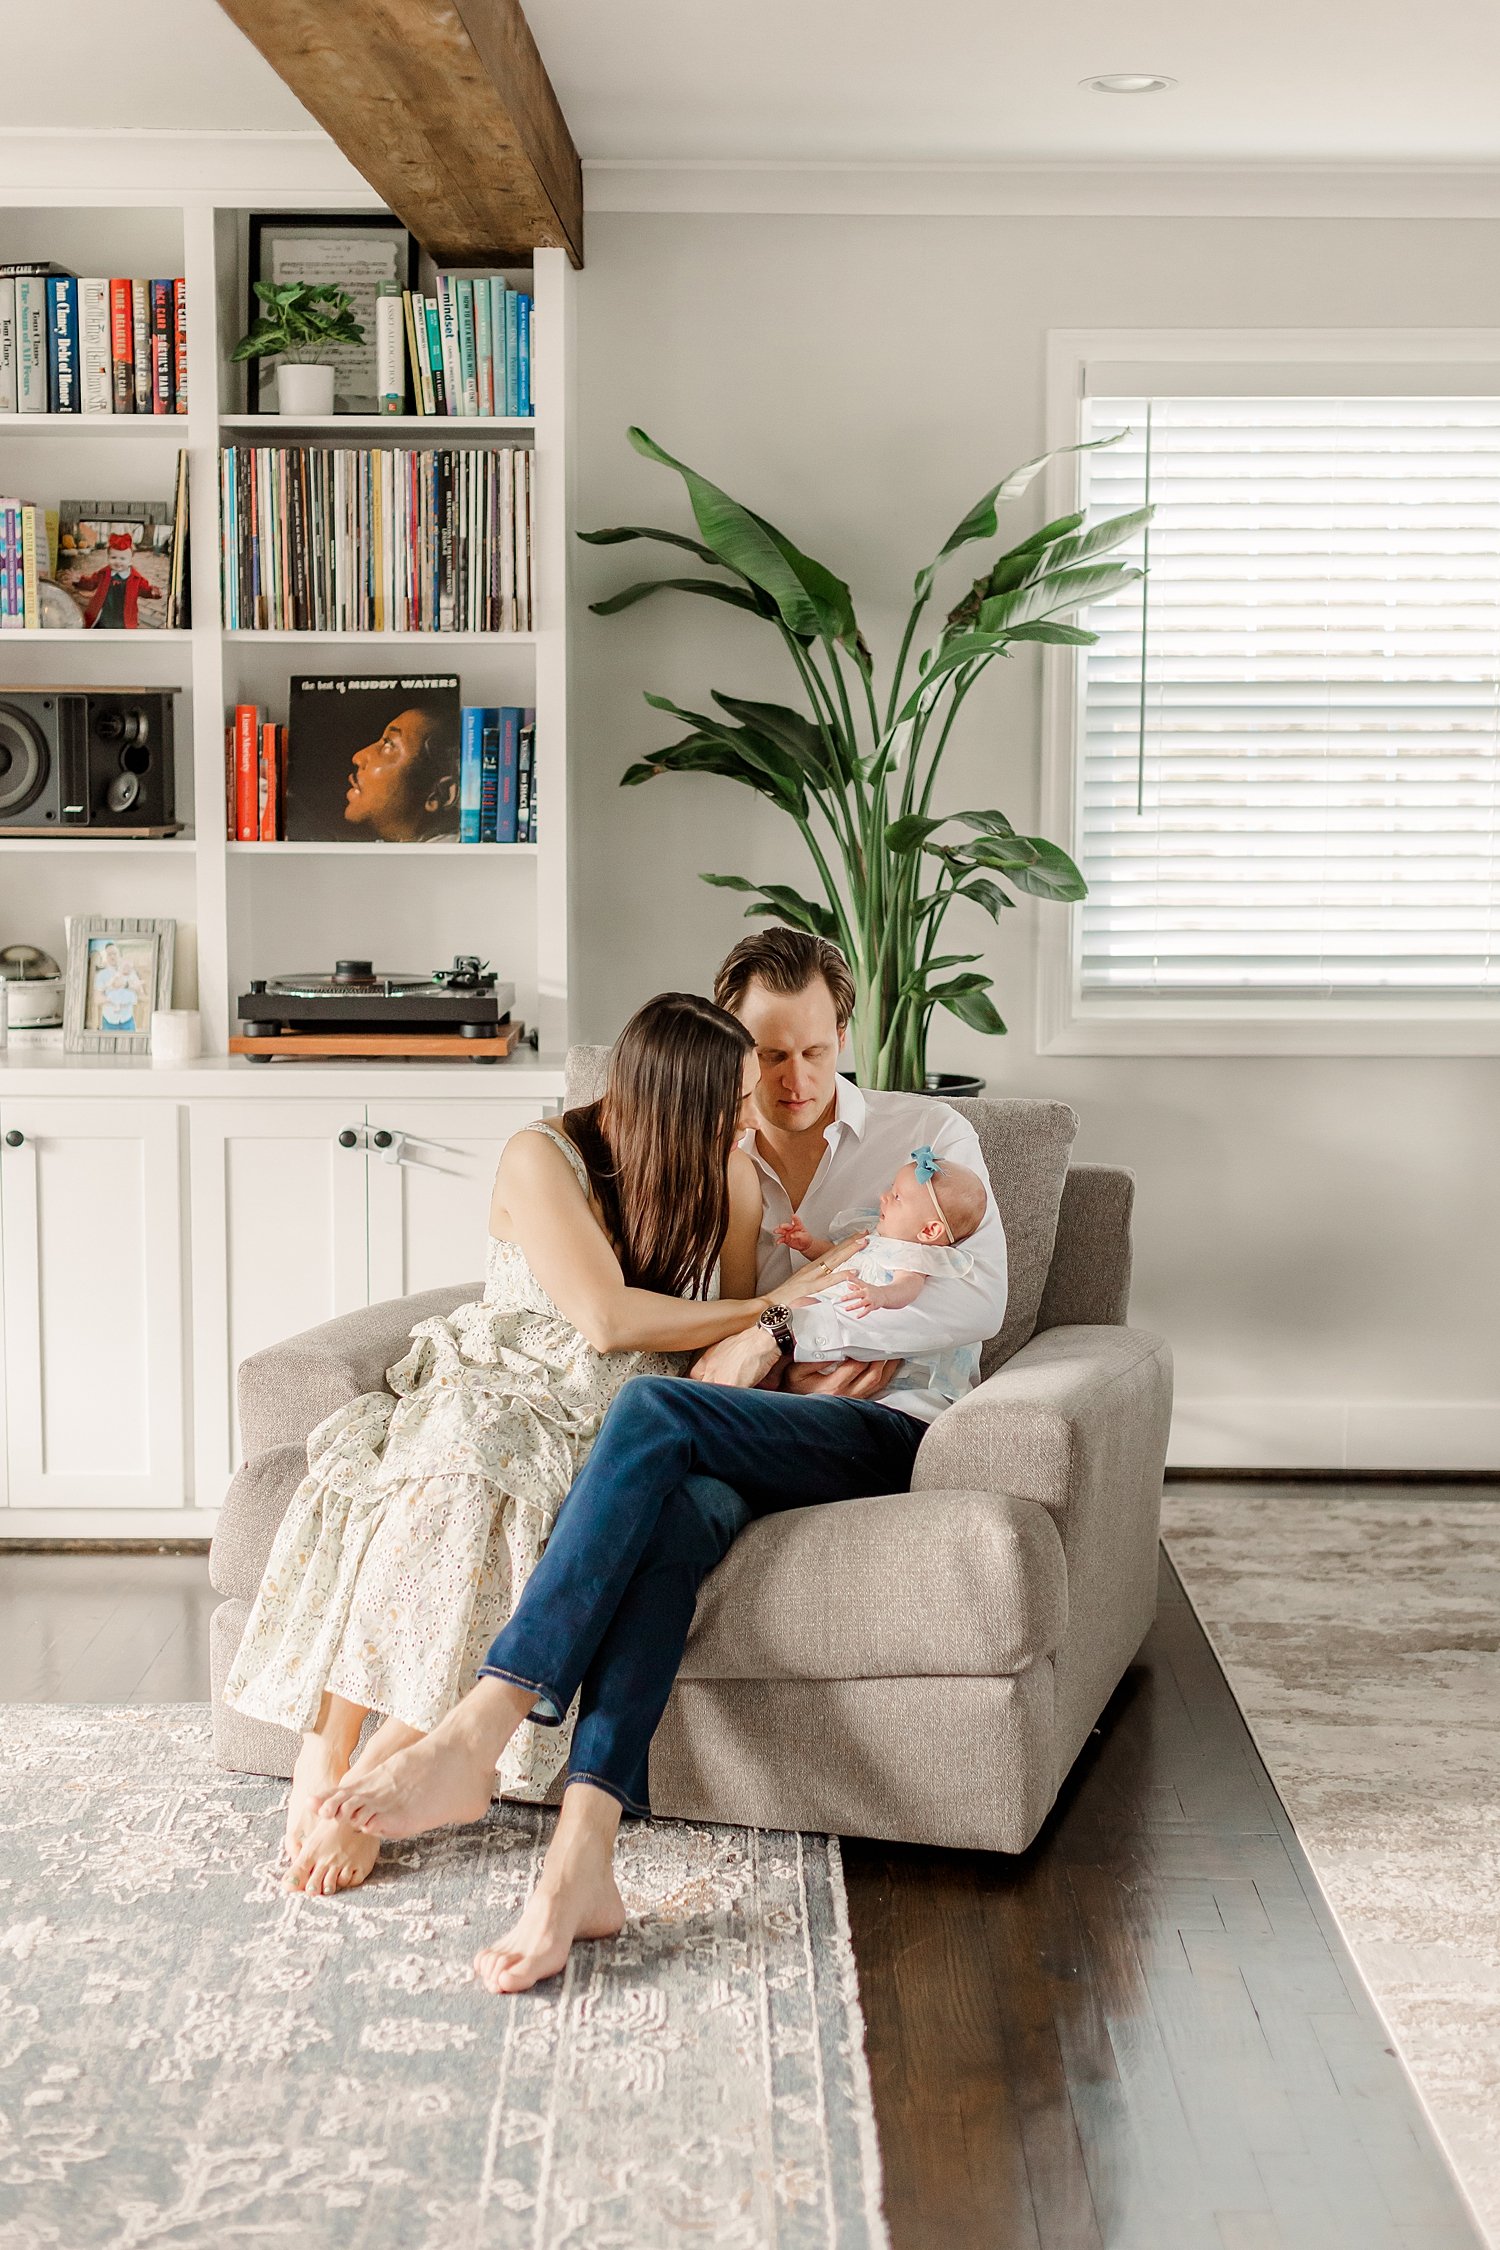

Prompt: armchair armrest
xmin=914 ymin=1323 xmax=1173 ymax=1785
xmin=912 ymin=1324 xmax=1171 ymax=1521
xmin=236 ymin=1282 xmax=480 ymax=1461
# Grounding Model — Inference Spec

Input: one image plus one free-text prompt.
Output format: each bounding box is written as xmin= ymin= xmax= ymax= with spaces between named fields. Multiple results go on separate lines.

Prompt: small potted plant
xmin=231 ymin=281 xmax=365 ymax=416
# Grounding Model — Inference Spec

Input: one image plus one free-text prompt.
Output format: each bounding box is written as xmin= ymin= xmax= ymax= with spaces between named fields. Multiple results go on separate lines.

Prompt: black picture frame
xmin=246 ymin=211 xmax=419 ymax=414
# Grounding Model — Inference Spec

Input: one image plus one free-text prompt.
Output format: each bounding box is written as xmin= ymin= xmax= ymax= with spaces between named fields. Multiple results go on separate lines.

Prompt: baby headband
xmin=910 ymin=1146 xmax=954 ymax=1244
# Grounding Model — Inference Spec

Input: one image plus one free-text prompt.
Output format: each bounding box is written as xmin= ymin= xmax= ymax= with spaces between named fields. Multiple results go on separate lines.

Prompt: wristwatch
xmin=757 ymin=1302 xmax=794 ymax=1355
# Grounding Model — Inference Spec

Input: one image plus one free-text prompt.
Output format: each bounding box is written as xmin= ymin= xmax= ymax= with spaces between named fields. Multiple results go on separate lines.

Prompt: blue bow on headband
xmin=911 ymin=1145 xmax=943 ymax=1184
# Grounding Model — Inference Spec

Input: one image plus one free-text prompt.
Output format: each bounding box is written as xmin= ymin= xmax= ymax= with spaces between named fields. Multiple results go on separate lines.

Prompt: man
xmin=322 ymin=929 xmax=1007 ymax=1990
xmin=343 ymin=705 xmax=460 ymax=842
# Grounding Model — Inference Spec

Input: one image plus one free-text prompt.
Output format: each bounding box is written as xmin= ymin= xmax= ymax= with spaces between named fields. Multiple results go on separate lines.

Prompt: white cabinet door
xmin=189 ymin=1100 xmax=368 ymax=1499
xmin=0 ymin=1099 xmax=185 ymax=1510
xmin=365 ymin=1098 xmax=548 ymax=1304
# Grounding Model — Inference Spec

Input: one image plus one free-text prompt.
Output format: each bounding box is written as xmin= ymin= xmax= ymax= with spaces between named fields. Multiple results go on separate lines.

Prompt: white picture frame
xmin=63 ymin=915 xmax=176 ymax=1056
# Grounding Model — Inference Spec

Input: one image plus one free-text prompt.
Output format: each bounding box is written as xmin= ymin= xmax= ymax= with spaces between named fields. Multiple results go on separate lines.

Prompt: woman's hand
xmin=765 ymin=1234 xmax=867 ymax=1308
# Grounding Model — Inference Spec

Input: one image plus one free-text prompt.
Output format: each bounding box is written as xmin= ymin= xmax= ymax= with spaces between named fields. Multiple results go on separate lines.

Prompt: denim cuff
xmin=476 ymin=1663 xmax=564 ymax=1726
xmin=564 ymin=1769 xmax=651 ymax=1820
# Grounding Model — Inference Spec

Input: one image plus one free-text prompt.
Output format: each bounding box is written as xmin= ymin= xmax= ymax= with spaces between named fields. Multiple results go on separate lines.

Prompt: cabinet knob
xmin=337 ymin=1128 xmax=359 ymax=1149
xmin=3 ymin=1129 xmax=22 ymax=1148
xmin=371 ymin=1129 xmax=393 ymax=1150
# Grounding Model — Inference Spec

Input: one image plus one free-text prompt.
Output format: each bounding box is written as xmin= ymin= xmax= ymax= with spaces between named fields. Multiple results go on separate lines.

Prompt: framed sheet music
xmin=247 ymin=212 xmax=417 ymax=413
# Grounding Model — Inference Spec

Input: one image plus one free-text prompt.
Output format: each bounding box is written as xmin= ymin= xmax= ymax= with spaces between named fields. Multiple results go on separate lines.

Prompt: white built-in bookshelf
xmin=0 ymin=196 xmax=575 ymax=1060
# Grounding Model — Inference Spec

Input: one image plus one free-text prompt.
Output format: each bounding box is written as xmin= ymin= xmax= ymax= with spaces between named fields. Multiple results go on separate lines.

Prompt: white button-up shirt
xmin=740 ymin=1077 xmax=1008 ymax=1424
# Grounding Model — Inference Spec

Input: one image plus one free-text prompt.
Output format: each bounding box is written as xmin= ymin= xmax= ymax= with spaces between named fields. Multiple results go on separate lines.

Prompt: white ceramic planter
xmin=276 ymin=363 xmax=336 ymax=416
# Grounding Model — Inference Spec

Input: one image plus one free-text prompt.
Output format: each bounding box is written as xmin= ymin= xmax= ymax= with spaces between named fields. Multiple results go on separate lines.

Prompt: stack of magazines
xmin=219 ymin=444 xmax=534 ymax=633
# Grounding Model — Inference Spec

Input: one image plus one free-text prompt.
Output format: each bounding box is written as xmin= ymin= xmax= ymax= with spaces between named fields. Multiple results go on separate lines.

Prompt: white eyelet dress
xmin=222 ymin=1122 xmax=688 ymax=1803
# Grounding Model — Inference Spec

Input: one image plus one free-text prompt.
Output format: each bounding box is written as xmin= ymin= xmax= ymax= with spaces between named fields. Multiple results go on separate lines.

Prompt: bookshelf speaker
xmin=0 ymin=690 xmax=178 ymax=833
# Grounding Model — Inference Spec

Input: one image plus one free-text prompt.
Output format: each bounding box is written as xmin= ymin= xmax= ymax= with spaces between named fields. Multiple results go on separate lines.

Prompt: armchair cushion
xmin=678 ymin=1484 xmax=1066 ymax=1683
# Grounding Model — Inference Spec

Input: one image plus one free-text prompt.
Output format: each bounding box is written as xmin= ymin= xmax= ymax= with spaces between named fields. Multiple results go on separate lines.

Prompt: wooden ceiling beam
xmin=215 ymin=0 xmax=583 ymax=267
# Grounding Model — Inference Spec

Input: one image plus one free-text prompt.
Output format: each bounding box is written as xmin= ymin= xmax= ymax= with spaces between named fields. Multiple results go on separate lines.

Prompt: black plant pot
xmin=924 ymin=1070 xmax=987 ymax=1100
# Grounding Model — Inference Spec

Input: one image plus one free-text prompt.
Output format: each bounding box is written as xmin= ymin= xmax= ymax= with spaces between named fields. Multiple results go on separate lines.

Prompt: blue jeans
xmin=479 ymin=1376 xmax=927 ymax=1817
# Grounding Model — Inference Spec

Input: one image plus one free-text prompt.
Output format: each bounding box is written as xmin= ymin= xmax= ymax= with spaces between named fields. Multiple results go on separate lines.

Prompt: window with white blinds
xmin=1076 ymin=396 xmax=1500 ymax=999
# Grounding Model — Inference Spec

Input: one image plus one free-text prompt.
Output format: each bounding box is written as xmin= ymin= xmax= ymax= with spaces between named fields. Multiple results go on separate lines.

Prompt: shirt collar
xmin=736 ymin=1074 xmax=868 ymax=1166
xmin=831 ymin=1074 xmax=867 ymax=1139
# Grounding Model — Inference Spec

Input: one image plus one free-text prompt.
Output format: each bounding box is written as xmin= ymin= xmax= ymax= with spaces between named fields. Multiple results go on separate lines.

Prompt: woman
xmin=224 ymin=992 xmax=852 ymax=1897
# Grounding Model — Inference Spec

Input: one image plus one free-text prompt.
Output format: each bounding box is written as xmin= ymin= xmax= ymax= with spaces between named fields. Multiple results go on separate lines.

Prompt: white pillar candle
xmin=150 ymin=1008 xmax=203 ymax=1064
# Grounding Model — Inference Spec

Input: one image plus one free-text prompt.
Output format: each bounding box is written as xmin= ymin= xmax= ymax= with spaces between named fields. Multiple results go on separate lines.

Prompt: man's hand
xmin=782 ymin=1357 xmax=902 ymax=1399
xmin=691 ymin=1326 xmax=783 ymax=1389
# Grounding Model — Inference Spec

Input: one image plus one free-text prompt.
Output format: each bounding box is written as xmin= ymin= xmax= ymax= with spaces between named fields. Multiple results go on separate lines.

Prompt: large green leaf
xmin=957 ymin=810 xmax=1018 ymax=838
xmin=1030 ymin=504 xmax=1153 ymax=576
xmin=953 ymin=877 xmax=1016 ymax=918
xmin=746 ymin=511 xmax=864 ymax=662
xmin=977 ymin=561 xmax=1141 ymax=635
xmin=936 ymin=986 xmax=1007 ymax=1035
xmin=1003 ymin=838 xmax=1088 ymax=902
xmin=627 ymin=428 xmax=824 ymax=636
xmin=885 ymin=813 xmax=947 ymax=853
xmin=621 ymin=732 xmax=799 ymax=808
xmin=642 ymin=693 xmax=809 ymax=815
xmin=578 ymin=523 xmax=724 ymax=566
xmin=1000 ymin=621 xmax=1098 ymax=645
xmin=589 ymin=577 xmax=775 ymax=620
xmin=912 ymin=434 xmax=1126 ymax=602
xmin=711 ymin=692 xmax=849 ymax=784
xmin=701 ymin=874 xmax=841 ymax=940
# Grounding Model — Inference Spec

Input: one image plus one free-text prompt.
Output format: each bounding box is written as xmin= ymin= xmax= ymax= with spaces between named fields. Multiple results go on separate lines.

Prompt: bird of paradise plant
xmin=584 ymin=426 xmax=1150 ymax=1089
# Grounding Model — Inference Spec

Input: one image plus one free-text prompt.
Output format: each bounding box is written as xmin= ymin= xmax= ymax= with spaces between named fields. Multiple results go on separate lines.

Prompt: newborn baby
xmin=776 ymin=1145 xmax=987 ymax=1317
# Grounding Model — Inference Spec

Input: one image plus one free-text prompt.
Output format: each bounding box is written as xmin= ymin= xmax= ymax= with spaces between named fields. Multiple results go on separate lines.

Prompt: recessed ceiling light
xmin=1082 ymin=73 xmax=1177 ymax=93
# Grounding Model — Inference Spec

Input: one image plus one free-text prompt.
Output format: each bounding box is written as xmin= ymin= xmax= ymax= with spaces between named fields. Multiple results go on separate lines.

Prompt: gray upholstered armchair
xmin=208 ymin=1052 xmax=1172 ymax=1854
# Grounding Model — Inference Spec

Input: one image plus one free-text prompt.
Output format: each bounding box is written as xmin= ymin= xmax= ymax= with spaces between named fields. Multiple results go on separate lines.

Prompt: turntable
xmin=231 ymin=956 xmax=527 ymax=1063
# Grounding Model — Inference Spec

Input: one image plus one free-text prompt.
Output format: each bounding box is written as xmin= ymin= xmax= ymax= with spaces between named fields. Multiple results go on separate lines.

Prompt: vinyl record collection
xmin=218 ymin=443 xmax=534 ymax=633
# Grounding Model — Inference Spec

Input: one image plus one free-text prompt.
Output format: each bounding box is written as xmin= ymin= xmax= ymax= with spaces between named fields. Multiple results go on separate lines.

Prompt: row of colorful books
xmin=376 ymin=277 xmax=533 ymax=418
xmin=0 ymin=264 xmax=187 ymax=416
xmin=224 ymin=678 xmax=538 ymax=844
xmin=0 ymin=466 xmax=190 ymax=630
xmin=460 ymin=706 xmax=537 ymax=843
xmin=218 ymin=444 xmax=534 ymax=633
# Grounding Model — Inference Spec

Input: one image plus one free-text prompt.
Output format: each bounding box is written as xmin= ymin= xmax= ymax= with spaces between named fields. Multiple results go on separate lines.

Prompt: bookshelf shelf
xmin=0 ymin=202 xmax=572 ymax=1070
xmin=0 ymin=414 xmax=192 ymax=435
xmin=226 ymin=840 xmax=539 ymax=857
xmin=0 ymin=628 xmax=192 ymax=642
xmin=218 ymin=415 xmax=535 ymax=434
xmin=223 ymin=630 xmax=539 ymax=645
xmin=0 ymin=835 xmax=195 ymax=853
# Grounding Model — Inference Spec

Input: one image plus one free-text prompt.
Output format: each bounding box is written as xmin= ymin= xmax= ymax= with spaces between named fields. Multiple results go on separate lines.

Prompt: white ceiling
xmin=4 ymin=0 xmax=1500 ymax=166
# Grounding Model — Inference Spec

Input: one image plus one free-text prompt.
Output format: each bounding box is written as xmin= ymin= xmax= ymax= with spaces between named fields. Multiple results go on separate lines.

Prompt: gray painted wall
xmin=570 ymin=212 xmax=1500 ymax=1467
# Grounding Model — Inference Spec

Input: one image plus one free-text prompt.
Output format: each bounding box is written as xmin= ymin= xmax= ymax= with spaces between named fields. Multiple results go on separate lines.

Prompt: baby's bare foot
xmin=283 ymin=1814 xmax=381 ymax=1897
xmin=474 ymin=1861 xmax=626 ymax=1995
xmin=285 ymin=1734 xmax=351 ymax=1860
xmin=319 ymin=1685 xmax=520 ymax=1838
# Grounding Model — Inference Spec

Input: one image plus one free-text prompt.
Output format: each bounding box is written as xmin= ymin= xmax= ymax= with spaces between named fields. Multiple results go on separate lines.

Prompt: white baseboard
xmin=1168 ymin=1398 xmax=1500 ymax=1473
xmin=0 ymin=1510 xmax=218 ymax=1543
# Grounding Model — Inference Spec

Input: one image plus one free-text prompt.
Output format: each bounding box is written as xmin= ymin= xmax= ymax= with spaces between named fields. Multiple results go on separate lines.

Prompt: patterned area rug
xmin=0 ymin=1706 xmax=888 ymax=2249
xmin=1162 ymin=1492 xmax=1500 ymax=2249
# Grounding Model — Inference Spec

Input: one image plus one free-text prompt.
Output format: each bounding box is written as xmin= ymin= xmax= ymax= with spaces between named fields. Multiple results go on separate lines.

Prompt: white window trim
xmin=1037 ymin=327 xmax=1500 ymax=1057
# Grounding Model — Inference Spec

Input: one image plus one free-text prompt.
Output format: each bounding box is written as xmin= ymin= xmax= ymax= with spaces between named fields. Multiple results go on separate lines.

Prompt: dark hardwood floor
xmin=0 ymin=1531 xmax=1480 ymax=2250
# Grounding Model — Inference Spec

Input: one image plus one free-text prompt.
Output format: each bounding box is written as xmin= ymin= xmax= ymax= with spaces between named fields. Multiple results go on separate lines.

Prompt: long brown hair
xmin=562 ymin=993 xmax=754 ymax=1298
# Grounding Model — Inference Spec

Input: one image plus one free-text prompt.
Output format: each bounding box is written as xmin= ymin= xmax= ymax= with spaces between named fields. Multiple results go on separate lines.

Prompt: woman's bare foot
xmin=474 ymin=1780 xmax=626 ymax=1994
xmin=285 ymin=1730 xmax=354 ymax=1860
xmin=283 ymin=1813 xmax=381 ymax=1897
xmin=319 ymin=1677 xmax=531 ymax=1839
xmin=474 ymin=1861 xmax=626 ymax=1994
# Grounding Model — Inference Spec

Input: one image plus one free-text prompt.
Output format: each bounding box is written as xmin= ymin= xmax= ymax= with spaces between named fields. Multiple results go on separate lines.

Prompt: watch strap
xmin=757 ymin=1302 xmax=794 ymax=1354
